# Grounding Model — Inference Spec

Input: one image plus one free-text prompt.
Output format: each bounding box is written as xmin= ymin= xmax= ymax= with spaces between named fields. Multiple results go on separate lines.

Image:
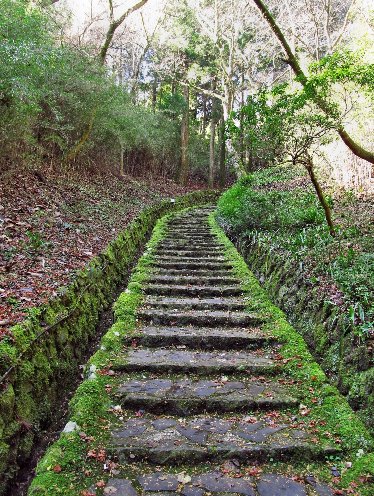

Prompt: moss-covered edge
xmin=209 ymin=213 xmax=374 ymax=493
xmin=27 ymin=208 xmax=175 ymax=495
xmin=0 ymin=191 xmax=218 ymax=494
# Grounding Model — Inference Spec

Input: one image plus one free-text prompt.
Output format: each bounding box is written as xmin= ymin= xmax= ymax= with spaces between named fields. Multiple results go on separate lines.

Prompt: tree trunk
xmin=218 ymin=116 xmax=226 ymax=189
xmin=178 ymin=84 xmax=190 ymax=185
xmin=209 ymin=82 xmax=219 ymax=188
xmin=152 ymin=78 xmax=157 ymax=112
xmin=251 ymin=0 xmax=374 ymax=165
xmin=305 ymin=158 xmax=335 ymax=236
xmin=209 ymin=115 xmax=216 ymax=188
xmin=120 ymin=142 xmax=125 ymax=176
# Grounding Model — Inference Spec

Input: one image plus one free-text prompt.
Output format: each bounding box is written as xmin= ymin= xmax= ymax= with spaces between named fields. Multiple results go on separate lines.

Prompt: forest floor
xmin=0 ymin=165 xmax=196 ymax=342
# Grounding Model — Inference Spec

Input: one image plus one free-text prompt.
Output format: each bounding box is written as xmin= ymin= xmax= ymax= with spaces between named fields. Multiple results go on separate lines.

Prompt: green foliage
xmin=307 ymin=50 xmax=374 ymax=98
xmin=229 ymin=83 xmax=335 ymax=171
xmin=217 ymin=166 xmax=373 ymax=341
xmin=0 ymin=0 xmax=209 ymax=178
xmin=229 ymin=49 xmax=373 ymax=173
xmin=217 ymin=169 xmax=325 ymax=235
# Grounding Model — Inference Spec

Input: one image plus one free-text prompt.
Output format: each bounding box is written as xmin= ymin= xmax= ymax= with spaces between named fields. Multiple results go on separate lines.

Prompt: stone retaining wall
xmin=231 ymin=234 xmax=373 ymax=433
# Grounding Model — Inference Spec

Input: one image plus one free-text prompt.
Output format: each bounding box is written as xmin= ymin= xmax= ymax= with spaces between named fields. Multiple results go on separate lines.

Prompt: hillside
xmin=0 ymin=166 xmax=193 ymax=340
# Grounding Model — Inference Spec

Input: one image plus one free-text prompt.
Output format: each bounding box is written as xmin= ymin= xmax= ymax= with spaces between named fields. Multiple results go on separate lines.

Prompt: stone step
xmin=167 ymin=227 xmax=216 ymax=238
xmin=143 ymin=296 xmax=247 ymax=311
xmin=127 ymin=325 xmax=272 ymax=349
xmin=112 ymin=348 xmax=275 ymax=375
xmin=111 ymin=415 xmax=337 ymax=465
xmin=116 ymin=378 xmax=297 ymax=415
xmin=157 ymin=244 xmax=224 ymax=254
xmin=155 ymin=250 xmax=225 ymax=258
xmin=162 ymin=237 xmax=218 ymax=244
xmin=144 ymin=284 xmax=243 ymax=297
xmin=153 ymin=261 xmax=233 ymax=271
xmin=147 ymin=275 xmax=240 ymax=286
xmin=137 ymin=308 xmax=263 ymax=327
xmin=157 ymin=242 xmax=224 ymax=250
xmin=150 ymin=268 xmax=232 ymax=277
xmin=155 ymin=255 xmax=228 ymax=263
xmin=100 ymin=472 xmax=334 ymax=496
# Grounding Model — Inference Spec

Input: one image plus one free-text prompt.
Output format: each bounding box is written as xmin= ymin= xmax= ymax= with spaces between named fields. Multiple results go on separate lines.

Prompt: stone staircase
xmin=103 ymin=208 xmax=335 ymax=496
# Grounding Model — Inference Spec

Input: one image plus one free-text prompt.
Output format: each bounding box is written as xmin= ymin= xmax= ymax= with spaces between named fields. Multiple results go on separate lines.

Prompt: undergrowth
xmin=216 ymin=166 xmax=373 ymax=341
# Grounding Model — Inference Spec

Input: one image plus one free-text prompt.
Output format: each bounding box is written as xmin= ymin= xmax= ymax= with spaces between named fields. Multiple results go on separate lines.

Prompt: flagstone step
xmin=111 ymin=415 xmax=336 ymax=465
xmin=144 ymin=284 xmax=243 ymax=297
xmin=96 ymin=472 xmax=334 ymax=496
xmin=137 ymin=308 xmax=264 ymax=327
xmin=112 ymin=348 xmax=275 ymax=375
xmin=157 ymin=242 xmax=224 ymax=250
xmin=147 ymin=275 xmax=241 ymax=286
xmin=155 ymin=255 xmax=228 ymax=263
xmin=116 ymin=378 xmax=297 ymax=414
xmin=155 ymin=250 xmax=225 ymax=258
xmin=143 ymin=296 xmax=247 ymax=311
xmin=153 ymin=261 xmax=233 ymax=270
xmin=152 ymin=268 xmax=231 ymax=277
xmin=127 ymin=325 xmax=272 ymax=349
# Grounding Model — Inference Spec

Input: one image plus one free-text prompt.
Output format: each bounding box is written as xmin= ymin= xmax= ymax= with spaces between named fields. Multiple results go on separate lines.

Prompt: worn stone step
xmin=111 ymin=415 xmax=337 ymax=465
xmin=100 ymin=472 xmax=334 ymax=496
xmin=113 ymin=348 xmax=274 ymax=374
xmin=116 ymin=378 xmax=296 ymax=414
xmin=147 ymin=275 xmax=240 ymax=286
xmin=157 ymin=243 xmax=224 ymax=250
xmin=162 ymin=237 xmax=218 ymax=245
xmin=143 ymin=296 xmax=247 ymax=311
xmin=144 ymin=284 xmax=243 ymax=297
xmin=137 ymin=308 xmax=263 ymax=327
xmin=153 ymin=261 xmax=233 ymax=271
xmin=166 ymin=229 xmax=213 ymax=235
xmin=151 ymin=268 xmax=232 ymax=277
xmin=158 ymin=240 xmax=224 ymax=250
xmin=127 ymin=325 xmax=272 ymax=349
xmin=155 ymin=255 xmax=228 ymax=263
xmin=155 ymin=250 xmax=225 ymax=258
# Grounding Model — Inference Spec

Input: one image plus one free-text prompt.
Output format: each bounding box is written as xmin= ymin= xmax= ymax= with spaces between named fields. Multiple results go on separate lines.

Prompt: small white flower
xmin=356 ymin=449 xmax=364 ymax=458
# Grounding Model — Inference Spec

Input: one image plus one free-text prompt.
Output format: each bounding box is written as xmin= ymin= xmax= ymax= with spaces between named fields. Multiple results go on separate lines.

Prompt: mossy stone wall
xmin=0 ymin=191 xmax=218 ymax=494
xmin=232 ymin=235 xmax=373 ymax=434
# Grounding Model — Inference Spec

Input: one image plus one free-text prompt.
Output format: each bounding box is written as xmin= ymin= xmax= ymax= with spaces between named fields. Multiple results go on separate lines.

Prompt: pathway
xmin=104 ymin=208 xmax=336 ymax=496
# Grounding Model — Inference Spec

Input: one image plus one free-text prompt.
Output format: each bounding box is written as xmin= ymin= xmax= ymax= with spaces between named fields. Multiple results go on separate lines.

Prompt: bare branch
xmin=100 ymin=0 xmax=149 ymax=63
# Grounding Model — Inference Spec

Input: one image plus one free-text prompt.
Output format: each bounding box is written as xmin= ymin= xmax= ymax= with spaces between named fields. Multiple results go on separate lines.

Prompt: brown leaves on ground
xmin=0 ymin=166 xmax=197 ymax=342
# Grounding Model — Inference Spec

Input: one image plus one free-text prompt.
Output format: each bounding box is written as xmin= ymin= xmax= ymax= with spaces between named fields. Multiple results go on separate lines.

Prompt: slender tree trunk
xmin=305 ymin=158 xmax=335 ymax=236
xmin=178 ymin=84 xmax=190 ymax=185
xmin=209 ymin=81 xmax=219 ymax=188
xmin=152 ymin=78 xmax=157 ymax=113
xmin=218 ymin=116 xmax=226 ymax=189
xmin=251 ymin=0 xmax=374 ymax=165
xmin=120 ymin=142 xmax=125 ymax=176
xmin=209 ymin=116 xmax=216 ymax=188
